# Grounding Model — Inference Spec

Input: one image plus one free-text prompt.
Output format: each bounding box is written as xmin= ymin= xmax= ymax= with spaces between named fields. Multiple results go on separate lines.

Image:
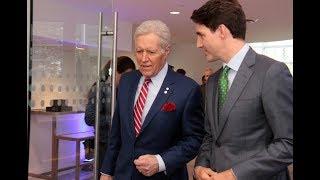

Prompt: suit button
xmin=215 ymin=141 xmax=221 ymax=147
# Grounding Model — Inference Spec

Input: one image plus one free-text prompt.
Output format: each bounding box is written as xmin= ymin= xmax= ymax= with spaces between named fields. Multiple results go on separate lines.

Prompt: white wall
xmin=34 ymin=0 xmax=133 ymax=52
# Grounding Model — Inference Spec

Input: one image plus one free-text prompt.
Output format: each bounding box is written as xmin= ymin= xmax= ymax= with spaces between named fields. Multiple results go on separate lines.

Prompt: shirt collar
xmin=223 ymin=43 xmax=250 ymax=71
xmin=142 ymin=62 xmax=168 ymax=88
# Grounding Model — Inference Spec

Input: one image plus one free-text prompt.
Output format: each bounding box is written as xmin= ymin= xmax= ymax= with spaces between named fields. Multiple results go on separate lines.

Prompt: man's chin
xmin=205 ymin=55 xmax=220 ymax=62
xmin=206 ymin=57 xmax=215 ymax=62
xmin=139 ymin=70 xmax=152 ymax=78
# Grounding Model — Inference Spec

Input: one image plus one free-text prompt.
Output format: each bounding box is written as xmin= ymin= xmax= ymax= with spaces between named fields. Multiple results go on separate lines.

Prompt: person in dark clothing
xmin=84 ymin=56 xmax=136 ymax=176
xmin=176 ymin=68 xmax=186 ymax=75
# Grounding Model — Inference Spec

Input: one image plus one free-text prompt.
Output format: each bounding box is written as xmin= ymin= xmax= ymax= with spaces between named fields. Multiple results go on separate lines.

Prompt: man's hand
xmin=134 ymin=154 xmax=159 ymax=177
xmin=100 ymin=174 xmax=113 ymax=180
xmin=194 ymin=166 xmax=216 ymax=180
xmin=211 ymin=169 xmax=236 ymax=180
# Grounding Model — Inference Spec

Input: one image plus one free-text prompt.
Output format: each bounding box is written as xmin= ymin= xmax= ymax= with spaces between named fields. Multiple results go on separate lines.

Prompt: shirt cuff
xmin=155 ymin=154 xmax=166 ymax=172
xmin=100 ymin=172 xmax=111 ymax=176
xmin=230 ymin=168 xmax=237 ymax=180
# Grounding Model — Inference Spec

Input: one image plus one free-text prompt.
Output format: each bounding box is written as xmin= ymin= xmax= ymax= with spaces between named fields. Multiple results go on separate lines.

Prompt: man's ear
xmin=164 ymin=46 xmax=171 ymax=56
xmin=218 ymin=24 xmax=231 ymax=40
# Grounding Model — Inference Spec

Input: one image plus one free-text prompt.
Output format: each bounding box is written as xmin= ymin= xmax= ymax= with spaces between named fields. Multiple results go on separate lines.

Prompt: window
xmin=249 ymin=39 xmax=293 ymax=75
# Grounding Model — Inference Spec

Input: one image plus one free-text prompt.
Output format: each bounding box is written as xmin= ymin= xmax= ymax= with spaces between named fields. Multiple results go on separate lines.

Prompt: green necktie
xmin=218 ymin=66 xmax=231 ymax=113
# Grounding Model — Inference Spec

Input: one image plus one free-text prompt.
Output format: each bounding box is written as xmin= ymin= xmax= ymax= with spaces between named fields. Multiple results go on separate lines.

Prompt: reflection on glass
xmin=29 ymin=1 xmax=114 ymax=179
xmin=41 ymin=84 xmax=45 ymax=92
xmin=40 ymin=100 xmax=45 ymax=107
xmin=50 ymin=85 xmax=54 ymax=92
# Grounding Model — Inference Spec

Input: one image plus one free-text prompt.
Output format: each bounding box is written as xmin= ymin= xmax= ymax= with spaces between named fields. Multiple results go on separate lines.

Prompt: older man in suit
xmin=100 ymin=20 xmax=204 ymax=180
xmin=191 ymin=0 xmax=293 ymax=180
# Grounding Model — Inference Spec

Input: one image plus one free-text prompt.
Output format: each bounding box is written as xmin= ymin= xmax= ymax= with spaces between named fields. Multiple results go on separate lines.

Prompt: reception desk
xmin=28 ymin=110 xmax=94 ymax=179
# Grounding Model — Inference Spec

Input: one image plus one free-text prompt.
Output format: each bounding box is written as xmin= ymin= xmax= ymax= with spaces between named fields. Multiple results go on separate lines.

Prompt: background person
xmin=84 ymin=56 xmax=136 ymax=177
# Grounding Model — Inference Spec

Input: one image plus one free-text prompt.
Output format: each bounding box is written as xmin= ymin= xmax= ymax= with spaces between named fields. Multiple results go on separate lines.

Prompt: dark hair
xmin=101 ymin=56 xmax=136 ymax=81
xmin=168 ymin=64 xmax=174 ymax=70
xmin=190 ymin=0 xmax=246 ymax=40
xmin=176 ymin=68 xmax=186 ymax=75
xmin=202 ymin=75 xmax=206 ymax=81
xmin=101 ymin=60 xmax=111 ymax=81
xmin=117 ymin=56 xmax=136 ymax=74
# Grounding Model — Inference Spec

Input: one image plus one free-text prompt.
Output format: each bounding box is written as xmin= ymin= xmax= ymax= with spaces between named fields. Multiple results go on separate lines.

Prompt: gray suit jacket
xmin=195 ymin=48 xmax=293 ymax=180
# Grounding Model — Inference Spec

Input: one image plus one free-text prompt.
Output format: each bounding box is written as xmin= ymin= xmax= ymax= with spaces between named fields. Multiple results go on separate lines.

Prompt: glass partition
xmin=28 ymin=0 xmax=114 ymax=179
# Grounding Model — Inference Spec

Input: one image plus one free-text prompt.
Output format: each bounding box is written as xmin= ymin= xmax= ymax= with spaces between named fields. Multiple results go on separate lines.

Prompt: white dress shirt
xmin=223 ymin=43 xmax=250 ymax=89
xmin=134 ymin=62 xmax=168 ymax=172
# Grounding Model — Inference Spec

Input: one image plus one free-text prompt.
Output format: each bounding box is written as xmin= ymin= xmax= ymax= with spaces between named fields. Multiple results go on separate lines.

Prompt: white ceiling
xmin=113 ymin=0 xmax=293 ymax=43
xmin=34 ymin=0 xmax=293 ymax=44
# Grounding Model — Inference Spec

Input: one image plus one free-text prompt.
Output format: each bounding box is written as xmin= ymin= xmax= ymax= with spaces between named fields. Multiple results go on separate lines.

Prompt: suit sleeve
xmin=195 ymin=79 xmax=214 ymax=168
xmin=232 ymin=62 xmax=293 ymax=179
xmin=160 ymin=85 xmax=205 ymax=175
xmin=100 ymin=86 xmax=122 ymax=175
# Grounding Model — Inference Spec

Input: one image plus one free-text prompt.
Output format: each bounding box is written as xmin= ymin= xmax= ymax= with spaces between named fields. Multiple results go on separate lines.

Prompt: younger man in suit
xmin=191 ymin=0 xmax=293 ymax=180
xmin=100 ymin=20 xmax=204 ymax=180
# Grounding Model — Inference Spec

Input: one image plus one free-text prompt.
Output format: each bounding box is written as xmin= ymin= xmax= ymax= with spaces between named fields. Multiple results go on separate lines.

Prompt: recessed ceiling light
xmin=170 ymin=11 xmax=180 ymax=15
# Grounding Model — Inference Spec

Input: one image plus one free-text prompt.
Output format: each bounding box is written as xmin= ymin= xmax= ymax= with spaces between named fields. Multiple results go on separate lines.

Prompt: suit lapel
xmin=207 ymin=68 xmax=221 ymax=138
xmin=140 ymin=69 xmax=175 ymax=134
xmin=127 ymin=71 xmax=142 ymax=138
xmin=217 ymin=48 xmax=256 ymax=137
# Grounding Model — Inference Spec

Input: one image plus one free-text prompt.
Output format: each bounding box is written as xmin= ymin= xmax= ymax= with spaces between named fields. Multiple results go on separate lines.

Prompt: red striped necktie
xmin=133 ymin=78 xmax=151 ymax=137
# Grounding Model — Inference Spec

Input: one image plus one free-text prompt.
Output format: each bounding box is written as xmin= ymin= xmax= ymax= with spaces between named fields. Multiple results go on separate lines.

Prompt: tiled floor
xmin=28 ymin=169 xmax=93 ymax=180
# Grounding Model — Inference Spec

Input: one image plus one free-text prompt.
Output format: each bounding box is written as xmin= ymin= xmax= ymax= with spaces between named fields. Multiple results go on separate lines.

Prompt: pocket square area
xmin=161 ymin=102 xmax=176 ymax=112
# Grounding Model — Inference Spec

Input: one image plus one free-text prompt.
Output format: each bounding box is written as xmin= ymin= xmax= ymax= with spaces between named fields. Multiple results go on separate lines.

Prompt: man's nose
xmin=196 ymin=38 xmax=203 ymax=48
xmin=141 ymin=52 xmax=148 ymax=62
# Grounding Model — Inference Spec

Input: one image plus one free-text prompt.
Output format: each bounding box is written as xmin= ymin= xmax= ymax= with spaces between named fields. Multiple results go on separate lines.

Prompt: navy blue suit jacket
xmin=101 ymin=68 xmax=204 ymax=180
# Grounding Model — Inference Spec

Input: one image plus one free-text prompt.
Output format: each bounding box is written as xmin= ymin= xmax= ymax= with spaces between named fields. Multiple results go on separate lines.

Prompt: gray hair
xmin=134 ymin=20 xmax=171 ymax=50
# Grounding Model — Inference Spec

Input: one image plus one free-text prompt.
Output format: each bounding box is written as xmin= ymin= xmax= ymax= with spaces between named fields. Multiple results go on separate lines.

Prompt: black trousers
xmin=83 ymin=139 xmax=95 ymax=149
xmin=98 ymin=142 xmax=108 ymax=178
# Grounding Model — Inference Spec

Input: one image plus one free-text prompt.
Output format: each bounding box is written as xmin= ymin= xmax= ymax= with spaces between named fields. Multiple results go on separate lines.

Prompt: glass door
xmin=28 ymin=0 xmax=115 ymax=179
